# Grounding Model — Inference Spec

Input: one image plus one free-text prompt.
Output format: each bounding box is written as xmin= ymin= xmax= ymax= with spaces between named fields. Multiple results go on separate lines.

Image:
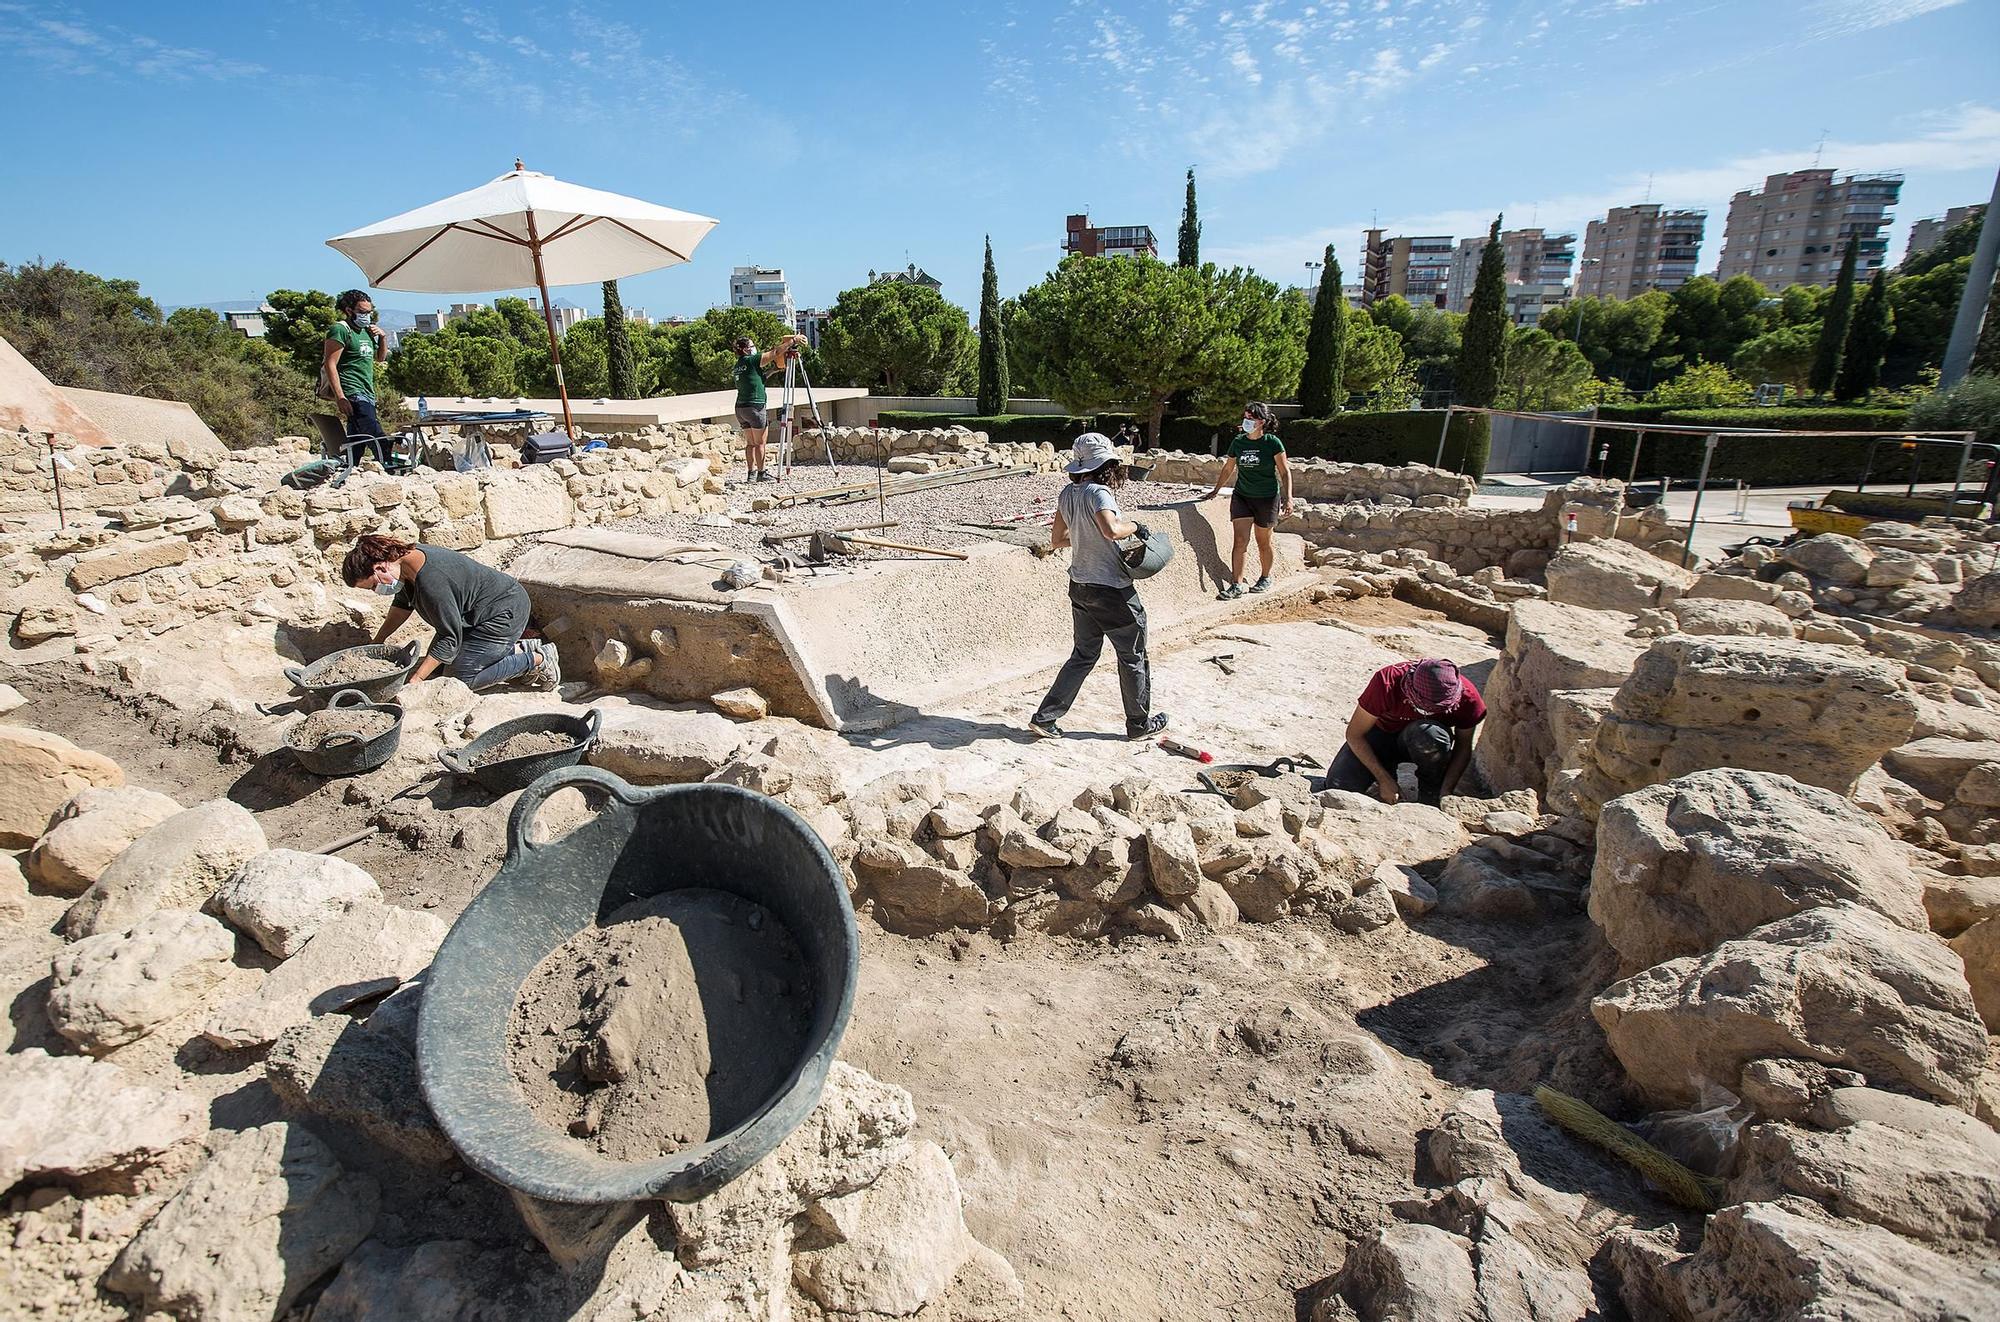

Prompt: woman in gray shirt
xmin=1029 ymin=434 xmax=1169 ymax=741
xmin=341 ymin=534 xmax=559 ymax=691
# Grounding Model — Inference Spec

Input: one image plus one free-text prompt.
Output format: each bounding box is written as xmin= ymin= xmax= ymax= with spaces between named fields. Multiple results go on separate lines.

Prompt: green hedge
xmin=876 ymin=407 xmax=1488 ymax=476
xmin=1590 ymin=404 xmax=1972 ymax=485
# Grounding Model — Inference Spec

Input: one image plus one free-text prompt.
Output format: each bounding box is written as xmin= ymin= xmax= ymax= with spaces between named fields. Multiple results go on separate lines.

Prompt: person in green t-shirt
xmin=1203 ymin=401 xmax=1293 ymax=599
xmin=732 ymin=332 xmax=809 ymax=483
xmin=321 ymin=290 xmax=389 ymax=459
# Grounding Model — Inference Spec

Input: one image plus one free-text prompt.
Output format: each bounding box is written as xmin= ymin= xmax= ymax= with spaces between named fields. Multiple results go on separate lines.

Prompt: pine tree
xmin=1177 ymin=168 xmax=1200 ymax=269
xmin=976 ymin=236 xmax=1010 ymax=416
xmin=1297 ymin=246 xmax=1348 ymax=416
xmin=1809 ymin=237 xmax=1860 ymax=397
xmin=1834 ymin=269 xmax=1892 ymax=401
xmin=603 ymin=279 xmax=637 ymax=399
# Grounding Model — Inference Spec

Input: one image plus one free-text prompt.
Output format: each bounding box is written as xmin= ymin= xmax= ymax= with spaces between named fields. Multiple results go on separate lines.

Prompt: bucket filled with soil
xmin=286 ymin=688 xmax=404 ymax=776
xmin=437 ymin=708 xmax=602 ymax=795
xmin=285 ymin=640 xmax=422 ymax=707
xmin=417 ymin=769 xmax=857 ymax=1205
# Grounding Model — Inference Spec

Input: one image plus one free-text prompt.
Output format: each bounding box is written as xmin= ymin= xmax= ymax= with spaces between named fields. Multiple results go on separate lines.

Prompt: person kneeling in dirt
xmin=341 ymin=534 xmax=559 ymax=692
xmin=1321 ymin=658 xmax=1484 ymax=806
xmin=1029 ymin=433 xmax=1169 ymax=742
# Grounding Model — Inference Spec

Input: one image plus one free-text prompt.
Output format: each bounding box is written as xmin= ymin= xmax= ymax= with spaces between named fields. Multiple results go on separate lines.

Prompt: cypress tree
xmin=1809 ymin=237 xmax=1860 ymax=397
xmin=1451 ymin=216 xmax=1509 ymax=478
xmin=603 ymin=279 xmax=637 ymax=399
xmin=1297 ymin=245 xmax=1348 ymax=416
xmin=1834 ymin=269 xmax=1892 ymax=401
xmin=976 ymin=236 xmax=1009 ymax=415
xmin=1177 ymin=168 xmax=1200 ymax=268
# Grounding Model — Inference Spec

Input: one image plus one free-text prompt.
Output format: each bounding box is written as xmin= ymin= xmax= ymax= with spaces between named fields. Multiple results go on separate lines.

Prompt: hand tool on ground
xmin=1158 ymin=736 xmax=1214 ymax=763
xmin=809 ymin=529 xmax=968 ymax=560
xmin=761 ymin=521 xmax=899 ymax=546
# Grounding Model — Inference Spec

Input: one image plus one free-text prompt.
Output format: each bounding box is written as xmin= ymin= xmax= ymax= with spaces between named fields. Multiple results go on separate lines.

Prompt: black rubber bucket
xmin=416 ymin=768 xmax=858 ymax=1205
xmin=285 ymin=640 xmax=422 ymax=708
xmin=289 ymin=688 xmax=404 ymax=777
xmin=437 ymin=708 xmax=602 ymax=796
xmin=1196 ymin=753 xmax=1323 ymax=798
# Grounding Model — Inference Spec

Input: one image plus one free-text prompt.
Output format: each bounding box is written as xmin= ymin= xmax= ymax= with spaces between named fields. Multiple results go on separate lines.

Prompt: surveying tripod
xmin=775 ymin=345 xmax=835 ymax=477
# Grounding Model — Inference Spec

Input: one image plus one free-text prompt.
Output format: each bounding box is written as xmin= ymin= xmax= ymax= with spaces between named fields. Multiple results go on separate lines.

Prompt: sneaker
xmin=1217 ymin=583 xmax=1244 ymax=601
xmin=530 ymin=640 xmax=561 ymax=691
xmin=1248 ymin=575 xmax=1272 ymax=593
xmin=1127 ymin=713 xmax=1169 ymax=740
xmin=1029 ymin=719 xmax=1064 ymax=739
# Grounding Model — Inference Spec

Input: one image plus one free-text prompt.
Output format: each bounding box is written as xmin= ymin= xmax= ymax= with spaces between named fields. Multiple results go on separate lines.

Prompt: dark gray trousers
xmin=1032 ymin=582 xmax=1151 ymax=734
xmin=1322 ymin=721 xmax=1457 ymax=805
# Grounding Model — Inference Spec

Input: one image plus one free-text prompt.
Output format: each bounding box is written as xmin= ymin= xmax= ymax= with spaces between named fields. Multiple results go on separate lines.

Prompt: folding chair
xmin=309 ymin=414 xmax=419 ymax=486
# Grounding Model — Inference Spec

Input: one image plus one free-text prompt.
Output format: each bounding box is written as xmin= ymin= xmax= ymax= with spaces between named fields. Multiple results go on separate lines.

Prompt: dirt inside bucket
xmin=470 ymin=729 xmax=577 ymax=768
xmin=286 ymin=707 xmax=397 ymax=749
xmin=1202 ymin=768 xmax=1264 ymax=797
xmin=507 ymin=888 xmax=812 ymax=1159
xmin=309 ymin=651 xmax=403 ymax=685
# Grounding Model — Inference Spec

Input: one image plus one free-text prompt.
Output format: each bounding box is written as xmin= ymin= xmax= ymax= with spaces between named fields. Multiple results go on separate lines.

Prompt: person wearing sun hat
xmin=1028 ymin=433 xmax=1170 ymax=741
xmin=1320 ymin=657 xmax=1485 ymax=805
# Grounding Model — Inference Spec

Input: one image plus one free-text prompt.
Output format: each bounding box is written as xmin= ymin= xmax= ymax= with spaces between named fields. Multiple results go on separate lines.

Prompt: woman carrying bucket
xmin=341 ymin=534 xmax=559 ymax=692
xmin=1028 ymin=433 xmax=1170 ymax=742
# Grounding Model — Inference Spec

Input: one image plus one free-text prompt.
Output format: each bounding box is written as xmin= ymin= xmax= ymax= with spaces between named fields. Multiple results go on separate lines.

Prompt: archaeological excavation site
xmin=5 ymin=380 xmax=2000 ymax=1322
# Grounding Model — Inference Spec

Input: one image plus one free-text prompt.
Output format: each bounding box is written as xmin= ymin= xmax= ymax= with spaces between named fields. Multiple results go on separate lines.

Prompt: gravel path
xmin=620 ymin=467 xmax=1212 ymax=559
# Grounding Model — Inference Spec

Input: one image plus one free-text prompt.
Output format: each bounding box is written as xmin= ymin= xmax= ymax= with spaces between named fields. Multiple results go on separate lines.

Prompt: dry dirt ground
xmin=0 ymin=594 xmax=1671 ymax=1321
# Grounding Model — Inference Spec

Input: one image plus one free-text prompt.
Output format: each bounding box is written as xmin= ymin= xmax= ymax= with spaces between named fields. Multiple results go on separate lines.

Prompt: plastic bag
xmin=722 ymin=560 xmax=763 ymax=590
xmin=1635 ymin=1080 xmax=1753 ymax=1177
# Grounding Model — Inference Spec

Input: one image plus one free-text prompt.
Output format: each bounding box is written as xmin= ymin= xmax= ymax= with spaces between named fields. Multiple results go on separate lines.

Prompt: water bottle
xmin=418 ymin=396 xmax=429 ymax=421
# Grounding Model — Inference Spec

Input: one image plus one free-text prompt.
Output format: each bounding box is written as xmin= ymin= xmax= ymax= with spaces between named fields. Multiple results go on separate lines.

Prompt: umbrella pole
xmin=523 ymin=212 xmax=577 ymax=440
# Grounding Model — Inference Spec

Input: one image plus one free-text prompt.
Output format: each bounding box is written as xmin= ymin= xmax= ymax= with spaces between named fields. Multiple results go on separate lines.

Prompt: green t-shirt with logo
xmin=328 ymin=320 xmax=377 ymax=400
xmin=1228 ymin=431 xmax=1284 ymax=498
xmin=734 ymin=353 xmax=767 ymax=407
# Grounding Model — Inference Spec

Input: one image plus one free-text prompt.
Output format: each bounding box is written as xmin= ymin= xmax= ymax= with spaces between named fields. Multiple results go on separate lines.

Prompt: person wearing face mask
xmin=1203 ymin=401 xmax=1292 ymax=599
xmin=733 ymin=332 xmax=810 ymax=483
xmin=323 ymin=291 xmax=390 ymax=461
xmin=339 ymin=534 xmax=558 ymax=691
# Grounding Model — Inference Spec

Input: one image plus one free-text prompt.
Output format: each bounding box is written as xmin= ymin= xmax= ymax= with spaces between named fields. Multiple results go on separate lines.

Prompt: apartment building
xmin=1063 ymin=214 xmax=1158 ymax=259
xmin=1576 ymin=204 xmax=1707 ymax=298
xmin=730 ymin=266 xmax=795 ymax=328
xmin=1445 ymin=228 xmax=1576 ymax=323
xmin=1360 ymin=229 xmax=1454 ymax=307
xmin=1714 ymin=169 xmax=1902 ymax=289
xmin=1904 ymin=204 xmax=1986 ymax=266
xmin=528 ymin=298 xmax=585 ymax=334
xmin=869 ymin=263 xmax=943 ymax=292
xmin=794 ymin=308 xmax=829 ymax=350
xmin=412 ymin=303 xmax=489 ymax=335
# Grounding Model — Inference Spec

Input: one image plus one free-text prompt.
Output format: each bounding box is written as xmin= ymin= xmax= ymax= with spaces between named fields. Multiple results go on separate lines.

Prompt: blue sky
xmin=1 ymin=0 xmax=1996 ymax=321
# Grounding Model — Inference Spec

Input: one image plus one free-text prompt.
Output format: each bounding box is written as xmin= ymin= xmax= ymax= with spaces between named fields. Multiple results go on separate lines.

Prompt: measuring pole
xmin=1682 ymin=433 xmax=1719 ymax=568
xmin=1940 ymin=165 xmax=2000 ymax=389
xmin=1432 ymin=405 xmax=1455 ymax=469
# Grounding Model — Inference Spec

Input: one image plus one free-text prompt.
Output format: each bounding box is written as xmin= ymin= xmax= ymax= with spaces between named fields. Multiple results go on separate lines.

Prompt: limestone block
xmin=0 ymin=726 xmax=123 ymax=847
xmin=1952 ymin=571 xmax=2000 ymax=627
xmin=1373 ymin=860 xmax=1437 ymax=916
xmin=1474 ymin=599 xmax=1645 ymax=795
xmin=1779 ymin=532 xmax=1875 ymax=585
xmin=48 ymin=909 xmax=237 ymax=1054
xmin=1592 ymin=903 xmax=1988 ymax=1109
xmin=1948 ymin=916 xmax=2000 ymax=1032
xmin=62 ymin=800 xmax=267 ymax=939
xmin=1687 ymin=572 xmax=1781 ymax=605
xmin=1317 ymin=1223 xmax=1477 ymax=1322
xmin=1886 ymin=736 xmax=2000 ymax=800
xmin=0 ymin=681 xmax=22 ymax=715
xmin=665 ymin=1061 xmax=915 ymax=1267
xmin=1590 ymin=769 xmax=1928 ymax=973
xmin=24 ymin=784 xmax=180 ymax=894
xmin=1544 ymin=536 xmax=1696 ymax=612
xmin=106 ymin=1122 xmax=380 ymax=1322
xmin=482 ymin=471 xmax=574 ymax=539
xmin=793 ymin=1141 xmax=976 ymax=1316
xmin=587 ymin=697 xmax=748 ymax=784
xmin=1307 ymin=791 xmax=1469 ymax=880
xmin=710 ymin=686 xmax=769 ymax=720
xmin=1668 ymin=597 xmax=1792 ymax=637
xmin=265 ymin=1003 xmax=453 ymax=1165
xmin=0 ymin=1048 xmax=204 ymax=1192
xmin=1958 ymin=762 xmax=2000 ymax=808
xmin=200 ymin=901 xmax=446 ymax=1049
xmin=1144 ymin=819 xmax=1203 ymax=898
xmin=68 ymin=535 xmax=189 ymax=591
xmin=212 ymin=849 xmax=383 ymax=957
xmin=1179 ymin=878 xmax=1240 ymax=928
xmin=0 ymin=853 xmax=23 ymax=922
xmin=867 ymin=862 xmax=992 ymax=933
xmin=1733 ymin=1115 xmax=2000 ymax=1248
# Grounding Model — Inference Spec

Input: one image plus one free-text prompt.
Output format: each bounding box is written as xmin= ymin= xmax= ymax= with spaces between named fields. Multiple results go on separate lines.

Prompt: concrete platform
xmin=513 ymin=492 xmax=1313 ymax=730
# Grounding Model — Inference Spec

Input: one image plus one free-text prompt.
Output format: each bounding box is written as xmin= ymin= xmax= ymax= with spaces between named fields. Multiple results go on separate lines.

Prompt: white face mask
xmin=1242 ymin=419 xmax=1261 ymax=436
xmin=373 ymin=565 xmax=400 ymax=595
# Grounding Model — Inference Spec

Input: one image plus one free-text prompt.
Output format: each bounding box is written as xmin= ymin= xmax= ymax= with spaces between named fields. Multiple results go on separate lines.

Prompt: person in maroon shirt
xmin=1321 ymin=658 xmax=1485 ymax=806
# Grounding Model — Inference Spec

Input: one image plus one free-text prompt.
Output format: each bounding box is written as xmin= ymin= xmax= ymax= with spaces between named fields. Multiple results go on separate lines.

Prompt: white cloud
xmin=0 ymin=3 xmax=264 ymax=80
xmin=1807 ymin=0 xmax=1965 ymax=39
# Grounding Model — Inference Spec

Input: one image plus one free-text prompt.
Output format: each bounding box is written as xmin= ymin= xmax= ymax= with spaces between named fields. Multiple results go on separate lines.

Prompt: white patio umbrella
xmin=327 ymin=160 xmax=718 ymax=438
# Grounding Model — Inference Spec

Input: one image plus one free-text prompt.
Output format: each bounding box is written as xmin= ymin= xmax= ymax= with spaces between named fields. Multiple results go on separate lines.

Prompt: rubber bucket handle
xmin=327 ymin=688 xmax=371 ymax=711
xmin=506 ymin=764 xmax=642 ymax=857
xmin=283 ymin=666 xmax=307 ymax=687
xmin=580 ymin=707 xmax=603 ymax=743
xmin=315 ymin=732 xmax=362 ymax=754
xmin=437 ymin=747 xmax=469 ymax=777
xmin=394 ymin=640 xmax=421 ymax=667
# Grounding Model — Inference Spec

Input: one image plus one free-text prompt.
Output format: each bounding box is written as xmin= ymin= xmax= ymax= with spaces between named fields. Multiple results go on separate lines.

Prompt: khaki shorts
xmin=735 ymin=405 xmax=768 ymax=430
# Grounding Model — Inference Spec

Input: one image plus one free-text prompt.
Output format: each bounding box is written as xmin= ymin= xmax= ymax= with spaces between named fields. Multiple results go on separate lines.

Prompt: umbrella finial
xmin=514 ymin=157 xmax=525 ymax=172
